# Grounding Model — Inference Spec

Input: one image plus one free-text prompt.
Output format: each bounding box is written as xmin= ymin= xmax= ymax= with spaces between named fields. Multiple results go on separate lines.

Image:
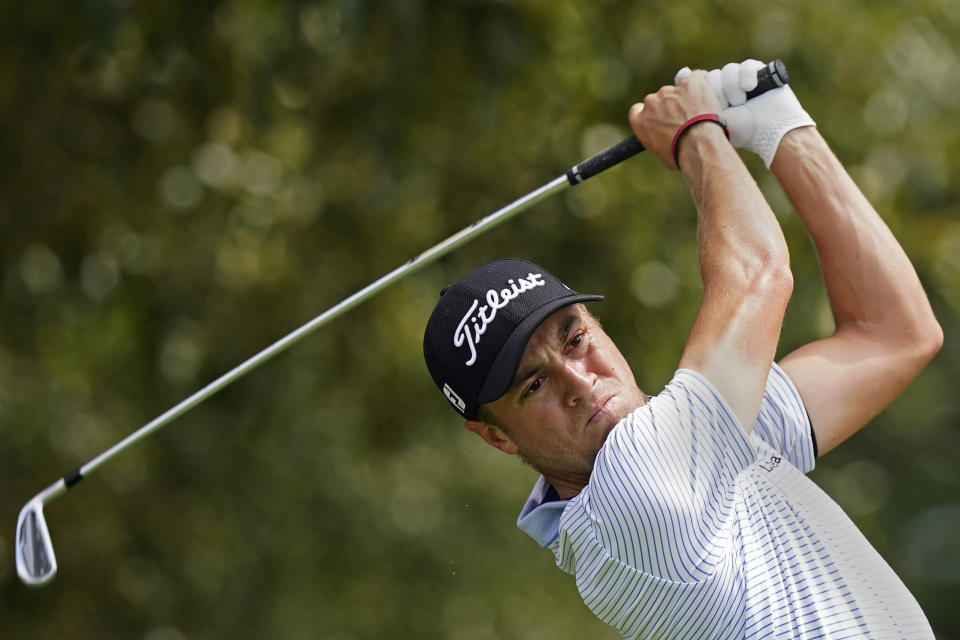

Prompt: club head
xmin=15 ymin=500 xmax=58 ymax=586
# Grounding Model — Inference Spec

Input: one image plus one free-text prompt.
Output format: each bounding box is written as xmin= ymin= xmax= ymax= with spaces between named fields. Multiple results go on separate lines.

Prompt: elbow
xmin=893 ymin=311 xmax=943 ymax=374
xmin=767 ymin=257 xmax=794 ymax=301
xmin=915 ymin=315 xmax=944 ymax=363
xmin=707 ymin=248 xmax=794 ymax=305
xmin=747 ymin=251 xmax=794 ymax=307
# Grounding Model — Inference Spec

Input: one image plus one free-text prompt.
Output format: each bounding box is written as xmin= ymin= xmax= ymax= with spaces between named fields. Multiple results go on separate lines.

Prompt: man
xmin=422 ymin=60 xmax=943 ymax=638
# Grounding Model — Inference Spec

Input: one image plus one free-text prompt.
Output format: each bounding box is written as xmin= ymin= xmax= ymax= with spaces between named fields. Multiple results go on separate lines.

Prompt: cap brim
xmin=476 ymin=293 xmax=603 ymax=405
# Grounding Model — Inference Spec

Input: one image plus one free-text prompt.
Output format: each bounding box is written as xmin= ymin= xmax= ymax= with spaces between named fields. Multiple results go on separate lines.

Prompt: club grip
xmin=747 ymin=59 xmax=788 ymax=98
xmin=565 ymin=136 xmax=645 ymax=185
xmin=565 ymin=59 xmax=789 ymax=185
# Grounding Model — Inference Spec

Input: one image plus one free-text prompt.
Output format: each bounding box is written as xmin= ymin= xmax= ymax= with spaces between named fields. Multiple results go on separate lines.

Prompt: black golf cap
xmin=423 ymin=259 xmax=603 ymax=419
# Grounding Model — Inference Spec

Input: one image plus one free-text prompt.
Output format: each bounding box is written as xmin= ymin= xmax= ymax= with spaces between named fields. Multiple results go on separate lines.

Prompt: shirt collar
xmin=516 ymin=475 xmax=571 ymax=548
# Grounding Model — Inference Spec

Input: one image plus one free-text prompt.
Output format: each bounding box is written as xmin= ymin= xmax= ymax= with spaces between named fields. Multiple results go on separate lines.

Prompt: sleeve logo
xmin=758 ymin=455 xmax=782 ymax=472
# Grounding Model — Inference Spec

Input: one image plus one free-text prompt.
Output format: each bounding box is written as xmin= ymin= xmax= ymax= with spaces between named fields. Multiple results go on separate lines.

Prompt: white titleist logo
xmin=454 ymin=272 xmax=546 ymax=366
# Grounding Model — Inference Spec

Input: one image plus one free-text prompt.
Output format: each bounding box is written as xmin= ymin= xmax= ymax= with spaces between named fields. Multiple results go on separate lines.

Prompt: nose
xmin=560 ymin=359 xmax=596 ymax=407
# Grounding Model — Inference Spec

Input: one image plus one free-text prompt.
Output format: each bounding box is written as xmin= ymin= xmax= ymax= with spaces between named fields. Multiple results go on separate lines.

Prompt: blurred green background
xmin=1 ymin=0 xmax=958 ymax=638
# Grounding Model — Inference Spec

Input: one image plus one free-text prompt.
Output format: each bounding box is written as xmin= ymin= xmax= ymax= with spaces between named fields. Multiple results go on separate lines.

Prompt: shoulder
xmin=603 ymin=368 xmax=752 ymax=463
xmin=569 ymin=370 xmax=756 ymax=580
xmin=753 ymin=362 xmax=817 ymax=471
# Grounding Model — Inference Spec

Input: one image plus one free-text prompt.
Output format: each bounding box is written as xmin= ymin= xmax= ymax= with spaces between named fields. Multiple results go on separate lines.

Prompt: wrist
xmin=770 ymin=125 xmax=823 ymax=173
xmin=671 ymin=114 xmax=730 ymax=170
xmin=676 ymin=123 xmax=734 ymax=176
xmin=755 ymin=110 xmax=816 ymax=168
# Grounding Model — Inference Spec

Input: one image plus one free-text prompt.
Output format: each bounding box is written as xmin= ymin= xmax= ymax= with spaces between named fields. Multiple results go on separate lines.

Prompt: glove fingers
xmin=669 ymin=59 xmax=817 ymax=167
xmin=739 ymin=59 xmax=766 ymax=93
xmin=721 ymin=63 xmax=747 ymax=106
xmin=706 ymin=69 xmax=728 ymax=108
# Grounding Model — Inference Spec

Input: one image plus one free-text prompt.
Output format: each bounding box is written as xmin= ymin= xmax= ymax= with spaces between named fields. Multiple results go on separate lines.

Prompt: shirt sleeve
xmin=751 ymin=362 xmax=816 ymax=473
xmin=583 ymin=369 xmax=756 ymax=583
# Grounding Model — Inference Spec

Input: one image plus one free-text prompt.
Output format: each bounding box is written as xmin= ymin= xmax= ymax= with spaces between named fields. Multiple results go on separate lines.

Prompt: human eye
xmin=523 ymin=377 xmax=544 ymax=398
xmin=567 ymin=328 xmax=587 ymax=351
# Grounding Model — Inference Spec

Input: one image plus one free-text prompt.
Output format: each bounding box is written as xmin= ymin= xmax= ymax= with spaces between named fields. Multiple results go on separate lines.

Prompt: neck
xmin=545 ymin=473 xmax=589 ymax=499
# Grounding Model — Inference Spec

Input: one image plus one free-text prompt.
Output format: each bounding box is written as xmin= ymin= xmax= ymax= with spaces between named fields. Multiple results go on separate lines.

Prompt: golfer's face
xmin=485 ymin=304 xmax=647 ymax=481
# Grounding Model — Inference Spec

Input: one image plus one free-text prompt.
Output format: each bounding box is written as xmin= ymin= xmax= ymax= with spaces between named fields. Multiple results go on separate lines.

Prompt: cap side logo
xmin=452 ymin=273 xmax=545 ymax=366
xmin=442 ymin=383 xmax=466 ymax=413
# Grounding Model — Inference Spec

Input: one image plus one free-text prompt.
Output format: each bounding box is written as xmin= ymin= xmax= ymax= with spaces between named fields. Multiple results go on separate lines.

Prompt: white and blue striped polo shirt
xmin=517 ymin=363 xmax=933 ymax=639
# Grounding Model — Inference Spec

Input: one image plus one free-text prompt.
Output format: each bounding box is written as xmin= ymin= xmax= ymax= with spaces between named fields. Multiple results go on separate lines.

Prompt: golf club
xmin=15 ymin=60 xmax=789 ymax=586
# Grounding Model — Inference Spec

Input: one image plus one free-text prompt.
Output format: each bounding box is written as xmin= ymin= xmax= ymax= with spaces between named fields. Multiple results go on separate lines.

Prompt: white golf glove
xmin=675 ymin=59 xmax=815 ymax=167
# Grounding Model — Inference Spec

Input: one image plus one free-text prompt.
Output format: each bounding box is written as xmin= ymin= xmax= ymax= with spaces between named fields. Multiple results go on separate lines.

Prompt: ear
xmin=464 ymin=420 xmax=519 ymax=455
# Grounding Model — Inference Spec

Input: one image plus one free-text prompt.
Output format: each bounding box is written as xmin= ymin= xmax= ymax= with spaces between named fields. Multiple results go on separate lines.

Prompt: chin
xmin=602 ymin=394 xmax=645 ymax=437
xmin=613 ymin=391 xmax=646 ymax=421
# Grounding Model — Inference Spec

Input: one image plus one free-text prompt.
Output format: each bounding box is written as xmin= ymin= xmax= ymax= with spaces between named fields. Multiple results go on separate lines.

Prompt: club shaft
xmin=28 ymin=479 xmax=68 ymax=508
xmin=75 ymin=175 xmax=571 ymax=481
xmin=47 ymin=57 xmax=794 ymax=492
xmin=18 ymin=60 xmax=793 ymax=590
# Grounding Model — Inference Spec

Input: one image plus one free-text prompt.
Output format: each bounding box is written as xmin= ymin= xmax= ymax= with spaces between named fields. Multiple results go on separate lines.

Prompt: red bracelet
xmin=671 ymin=114 xmax=730 ymax=170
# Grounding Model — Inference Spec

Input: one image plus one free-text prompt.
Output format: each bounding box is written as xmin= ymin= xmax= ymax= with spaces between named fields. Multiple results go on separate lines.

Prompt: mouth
xmin=586 ymin=394 xmax=616 ymax=428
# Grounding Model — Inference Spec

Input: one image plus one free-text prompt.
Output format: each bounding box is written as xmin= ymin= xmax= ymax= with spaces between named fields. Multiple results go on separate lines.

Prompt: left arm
xmin=772 ymin=128 xmax=943 ymax=455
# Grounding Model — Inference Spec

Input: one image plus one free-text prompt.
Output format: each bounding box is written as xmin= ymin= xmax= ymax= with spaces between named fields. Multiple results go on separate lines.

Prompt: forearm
xmin=629 ymin=71 xmax=794 ymax=430
xmin=680 ymin=129 xmax=791 ymax=284
xmin=771 ymin=128 xmax=941 ymax=347
xmin=676 ymin=127 xmax=794 ymax=429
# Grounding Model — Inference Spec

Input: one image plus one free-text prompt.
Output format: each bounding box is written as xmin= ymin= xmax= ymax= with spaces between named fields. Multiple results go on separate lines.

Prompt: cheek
xmin=506 ymin=402 xmax=558 ymax=437
xmin=594 ymin=340 xmax=622 ymax=369
xmin=516 ymin=403 xmax=574 ymax=442
xmin=599 ymin=343 xmax=636 ymax=382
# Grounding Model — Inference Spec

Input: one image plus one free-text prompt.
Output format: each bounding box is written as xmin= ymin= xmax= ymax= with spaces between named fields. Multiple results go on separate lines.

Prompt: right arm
xmin=629 ymin=72 xmax=793 ymax=431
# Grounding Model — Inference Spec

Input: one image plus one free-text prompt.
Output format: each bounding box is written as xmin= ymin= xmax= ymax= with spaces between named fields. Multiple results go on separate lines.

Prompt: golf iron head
xmin=16 ymin=499 xmax=58 ymax=586
xmin=12 ymin=60 xmax=791 ymax=586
